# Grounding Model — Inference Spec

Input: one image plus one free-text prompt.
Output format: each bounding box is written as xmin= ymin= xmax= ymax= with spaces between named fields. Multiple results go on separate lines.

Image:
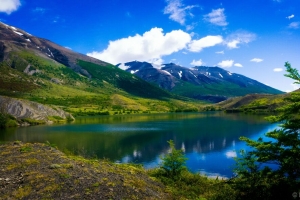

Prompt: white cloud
xmin=234 ymin=63 xmax=243 ymax=67
xmin=291 ymin=83 xmax=300 ymax=90
xmin=225 ymin=31 xmax=256 ymax=49
xmin=118 ymin=63 xmax=130 ymax=70
xmin=204 ymin=8 xmax=228 ymax=26
xmin=218 ymin=60 xmax=234 ymax=68
xmin=250 ymin=58 xmax=263 ymax=63
xmin=216 ymin=51 xmax=224 ymax=54
xmin=225 ymin=150 xmax=237 ymax=158
xmin=188 ymin=35 xmax=223 ymax=52
xmin=164 ymin=0 xmax=197 ymax=25
xmin=190 ymin=59 xmax=204 ymax=66
xmin=87 ymin=27 xmax=191 ymax=65
xmin=286 ymin=14 xmax=294 ymax=19
xmin=273 ymin=68 xmax=283 ymax=72
xmin=0 ymin=0 xmax=21 ymax=14
xmin=288 ymin=22 xmax=299 ymax=29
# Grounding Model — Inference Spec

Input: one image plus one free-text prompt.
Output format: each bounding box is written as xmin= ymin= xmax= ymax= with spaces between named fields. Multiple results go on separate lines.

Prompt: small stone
xmin=49 ymin=164 xmax=61 ymax=169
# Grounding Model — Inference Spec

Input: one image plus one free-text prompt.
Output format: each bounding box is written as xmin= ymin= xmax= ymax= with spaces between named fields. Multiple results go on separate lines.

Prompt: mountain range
xmin=0 ymin=22 xmax=284 ymax=119
xmin=0 ymin=22 xmax=202 ymax=117
xmin=117 ymin=61 xmax=283 ymax=102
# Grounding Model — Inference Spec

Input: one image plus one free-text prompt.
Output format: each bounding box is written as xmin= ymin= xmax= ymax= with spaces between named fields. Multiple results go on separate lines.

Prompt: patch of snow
xmin=219 ymin=73 xmax=223 ymax=78
xmin=25 ymin=39 xmax=31 ymax=42
xmin=162 ymin=70 xmax=172 ymax=76
xmin=189 ymin=71 xmax=197 ymax=78
xmin=118 ymin=63 xmax=130 ymax=70
xmin=130 ymin=70 xmax=139 ymax=74
xmin=48 ymin=48 xmax=54 ymax=57
xmin=46 ymin=54 xmax=51 ymax=57
xmin=228 ymin=72 xmax=232 ymax=76
xmin=10 ymin=26 xmax=17 ymax=30
xmin=190 ymin=67 xmax=197 ymax=71
xmin=178 ymin=71 xmax=182 ymax=78
xmin=37 ymin=46 xmax=40 ymax=49
xmin=13 ymin=31 xmax=23 ymax=36
xmin=206 ymin=72 xmax=211 ymax=76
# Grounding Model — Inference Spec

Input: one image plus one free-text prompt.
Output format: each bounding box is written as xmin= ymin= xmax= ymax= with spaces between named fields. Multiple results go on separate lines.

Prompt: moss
xmin=13 ymin=186 xmax=32 ymax=199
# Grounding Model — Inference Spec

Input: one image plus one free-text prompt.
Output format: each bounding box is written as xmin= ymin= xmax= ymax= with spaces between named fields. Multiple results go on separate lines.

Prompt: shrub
xmin=160 ymin=140 xmax=187 ymax=178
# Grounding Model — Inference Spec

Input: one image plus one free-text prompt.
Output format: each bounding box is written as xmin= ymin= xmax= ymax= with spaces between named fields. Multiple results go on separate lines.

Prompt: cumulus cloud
xmin=225 ymin=150 xmax=237 ymax=158
xmin=0 ymin=0 xmax=21 ymax=14
xmin=225 ymin=31 xmax=256 ymax=49
xmin=286 ymin=14 xmax=294 ymax=19
xmin=291 ymin=83 xmax=300 ymax=90
xmin=204 ymin=8 xmax=228 ymax=26
xmin=273 ymin=68 xmax=283 ymax=72
xmin=164 ymin=0 xmax=197 ymax=25
xmin=218 ymin=60 xmax=234 ymax=68
xmin=216 ymin=51 xmax=224 ymax=54
xmin=250 ymin=58 xmax=263 ymax=63
xmin=234 ymin=63 xmax=243 ymax=67
xmin=118 ymin=63 xmax=130 ymax=70
xmin=87 ymin=27 xmax=191 ymax=65
xmin=288 ymin=22 xmax=299 ymax=29
xmin=188 ymin=35 xmax=223 ymax=52
xmin=190 ymin=59 xmax=204 ymax=66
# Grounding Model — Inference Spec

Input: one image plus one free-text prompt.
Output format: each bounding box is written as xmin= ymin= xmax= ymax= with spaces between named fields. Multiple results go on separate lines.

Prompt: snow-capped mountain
xmin=117 ymin=61 xmax=283 ymax=102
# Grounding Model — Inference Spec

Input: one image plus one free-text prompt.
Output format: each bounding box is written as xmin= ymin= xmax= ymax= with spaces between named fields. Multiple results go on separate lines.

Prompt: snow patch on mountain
xmin=130 ymin=70 xmax=139 ymax=74
xmin=13 ymin=31 xmax=23 ymax=36
xmin=189 ymin=71 xmax=197 ymax=78
xmin=219 ymin=73 xmax=223 ymax=78
xmin=162 ymin=70 xmax=172 ymax=76
xmin=178 ymin=71 xmax=182 ymax=78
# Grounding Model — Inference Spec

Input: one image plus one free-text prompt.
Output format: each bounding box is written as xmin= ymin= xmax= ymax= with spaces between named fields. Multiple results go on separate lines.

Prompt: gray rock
xmin=0 ymin=95 xmax=74 ymax=122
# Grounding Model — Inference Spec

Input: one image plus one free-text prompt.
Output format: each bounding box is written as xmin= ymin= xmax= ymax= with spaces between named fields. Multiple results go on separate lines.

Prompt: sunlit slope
xmin=0 ymin=22 xmax=205 ymax=115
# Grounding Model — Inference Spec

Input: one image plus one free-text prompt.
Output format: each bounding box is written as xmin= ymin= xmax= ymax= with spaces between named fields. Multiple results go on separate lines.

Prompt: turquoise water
xmin=0 ymin=112 xmax=278 ymax=178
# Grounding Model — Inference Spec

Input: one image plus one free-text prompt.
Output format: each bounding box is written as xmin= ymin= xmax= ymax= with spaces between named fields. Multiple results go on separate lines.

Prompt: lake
xmin=0 ymin=112 xmax=279 ymax=178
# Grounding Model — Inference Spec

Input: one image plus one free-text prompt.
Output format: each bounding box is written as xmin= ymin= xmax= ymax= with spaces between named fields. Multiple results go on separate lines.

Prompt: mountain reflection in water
xmin=0 ymin=112 xmax=278 ymax=177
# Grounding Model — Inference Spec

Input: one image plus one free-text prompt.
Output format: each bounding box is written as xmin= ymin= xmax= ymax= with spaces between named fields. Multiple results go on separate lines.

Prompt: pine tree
xmin=232 ymin=62 xmax=300 ymax=200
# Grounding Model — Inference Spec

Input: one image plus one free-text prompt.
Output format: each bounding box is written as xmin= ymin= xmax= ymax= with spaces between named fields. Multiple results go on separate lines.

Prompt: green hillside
xmin=0 ymin=50 xmax=205 ymax=116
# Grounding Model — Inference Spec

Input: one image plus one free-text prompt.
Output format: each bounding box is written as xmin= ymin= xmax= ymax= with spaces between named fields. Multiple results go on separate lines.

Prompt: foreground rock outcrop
xmin=0 ymin=95 xmax=74 ymax=123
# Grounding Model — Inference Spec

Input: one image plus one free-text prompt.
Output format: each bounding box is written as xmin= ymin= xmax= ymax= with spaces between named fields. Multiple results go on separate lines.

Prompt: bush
xmin=160 ymin=140 xmax=187 ymax=178
xmin=0 ymin=113 xmax=18 ymax=128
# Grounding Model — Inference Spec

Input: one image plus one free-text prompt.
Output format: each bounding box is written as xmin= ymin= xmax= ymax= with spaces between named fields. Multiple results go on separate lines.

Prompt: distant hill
xmin=118 ymin=61 xmax=284 ymax=102
xmin=0 ymin=22 xmax=204 ymax=116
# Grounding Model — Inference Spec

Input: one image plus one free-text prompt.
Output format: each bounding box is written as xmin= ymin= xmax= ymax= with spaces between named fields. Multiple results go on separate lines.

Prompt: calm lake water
xmin=0 ymin=112 xmax=279 ymax=178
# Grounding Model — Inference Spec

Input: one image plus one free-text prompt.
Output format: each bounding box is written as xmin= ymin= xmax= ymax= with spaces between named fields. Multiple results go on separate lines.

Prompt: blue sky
xmin=1 ymin=0 xmax=300 ymax=92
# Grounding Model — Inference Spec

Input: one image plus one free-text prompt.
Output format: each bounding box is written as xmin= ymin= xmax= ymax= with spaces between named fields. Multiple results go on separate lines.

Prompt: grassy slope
xmin=0 ymin=50 xmax=207 ymax=116
xmin=172 ymin=79 xmax=282 ymax=99
xmin=216 ymin=93 xmax=288 ymax=113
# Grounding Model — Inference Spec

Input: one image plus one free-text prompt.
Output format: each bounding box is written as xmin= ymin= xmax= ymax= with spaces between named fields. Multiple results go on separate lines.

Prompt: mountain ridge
xmin=0 ymin=22 xmax=205 ymax=118
xmin=117 ymin=61 xmax=283 ymax=102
